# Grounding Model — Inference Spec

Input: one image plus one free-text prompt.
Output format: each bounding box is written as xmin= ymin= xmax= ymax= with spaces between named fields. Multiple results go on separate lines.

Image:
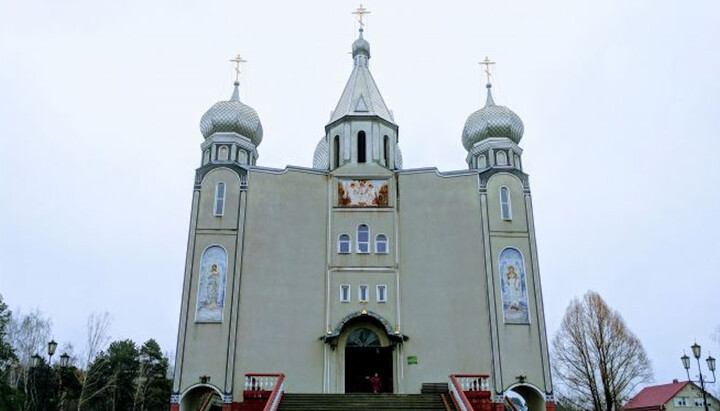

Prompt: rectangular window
xmin=340 ymin=285 xmax=350 ymax=303
xmin=357 ymin=225 xmax=370 ymax=253
xmin=500 ymin=187 xmax=512 ymax=220
xmin=376 ymin=284 xmax=387 ymax=302
xmin=674 ymin=397 xmax=688 ymax=407
xmin=694 ymin=398 xmax=705 ymax=407
xmin=214 ymin=182 xmax=226 ymax=216
xmin=359 ymin=285 xmax=369 ymax=302
xmin=338 ymin=234 xmax=351 ymax=254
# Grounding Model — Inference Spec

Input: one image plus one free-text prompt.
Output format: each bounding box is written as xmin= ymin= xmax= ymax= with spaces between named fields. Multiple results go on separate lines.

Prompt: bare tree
xmin=6 ymin=308 xmax=52 ymax=390
xmin=552 ymin=291 xmax=653 ymax=411
xmin=77 ymin=312 xmax=112 ymax=411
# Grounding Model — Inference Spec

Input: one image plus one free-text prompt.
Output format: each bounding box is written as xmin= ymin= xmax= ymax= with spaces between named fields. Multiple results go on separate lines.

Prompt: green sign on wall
xmin=407 ymin=356 xmax=418 ymax=365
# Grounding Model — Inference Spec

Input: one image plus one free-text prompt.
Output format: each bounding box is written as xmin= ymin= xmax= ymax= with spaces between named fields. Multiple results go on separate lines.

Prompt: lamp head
xmin=692 ymin=342 xmax=701 ymax=359
xmin=59 ymin=353 xmax=70 ymax=368
xmin=48 ymin=340 xmax=58 ymax=357
xmin=31 ymin=353 xmax=42 ymax=368
xmin=681 ymin=354 xmax=691 ymax=370
xmin=707 ymin=355 xmax=716 ymax=373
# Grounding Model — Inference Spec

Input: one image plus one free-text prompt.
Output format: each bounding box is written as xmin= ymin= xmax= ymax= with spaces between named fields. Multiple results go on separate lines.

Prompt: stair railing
xmin=449 ymin=374 xmax=491 ymax=411
xmin=243 ymin=373 xmax=285 ymax=411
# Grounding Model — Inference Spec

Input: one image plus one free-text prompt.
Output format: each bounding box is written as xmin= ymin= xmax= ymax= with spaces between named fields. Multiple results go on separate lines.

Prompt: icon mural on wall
xmin=338 ymin=179 xmax=389 ymax=207
xmin=195 ymin=245 xmax=227 ymax=323
xmin=499 ymin=248 xmax=530 ymax=324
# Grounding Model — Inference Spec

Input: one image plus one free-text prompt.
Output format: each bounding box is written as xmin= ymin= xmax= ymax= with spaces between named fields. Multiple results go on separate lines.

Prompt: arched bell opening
xmin=505 ymin=383 xmax=546 ymax=411
xmin=179 ymin=384 xmax=223 ymax=411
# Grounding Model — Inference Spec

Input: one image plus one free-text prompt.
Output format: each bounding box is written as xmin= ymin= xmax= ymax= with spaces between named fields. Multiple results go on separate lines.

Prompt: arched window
xmin=357 ymin=224 xmax=370 ymax=253
xmin=357 ymin=131 xmax=366 ymax=163
xmin=500 ymin=186 xmax=512 ymax=220
xmin=214 ymin=182 xmax=226 ymax=216
xmin=497 ymin=150 xmax=508 ymax=166
xmin=375 ymin=234 xmax=388 ymax=254
xmin=514 ymin=154 xmax=522 ymax=170
xmin=347 ymin=327 xmax=380 ymax=347
xmin=383 ymin=135 xmax=390 ymax=167
xmin=333 ymin=135 xmax=340 ymax=169
xmin=478 ymin=155 xmax=487 ymax=169
xmin=338 ymin=234 xmax=351 ymax=254
xmin=219 ymin=146 xmax=229 ymax=161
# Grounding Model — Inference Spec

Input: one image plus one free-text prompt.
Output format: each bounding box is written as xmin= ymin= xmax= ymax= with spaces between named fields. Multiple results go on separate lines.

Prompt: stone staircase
xmin=277 ymin=393 xmax=449 ymax=411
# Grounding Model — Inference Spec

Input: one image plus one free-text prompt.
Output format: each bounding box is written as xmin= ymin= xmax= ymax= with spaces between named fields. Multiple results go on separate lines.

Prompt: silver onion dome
xmin=462 ymin=84 xmax=523 ymax=151
xmin=313 ymin=137 xmax=329 ymax=170
xmin=352 ymin=28 xmax=370 ymax=59
xmin=200 ymin=81 xmax=263 ymax=146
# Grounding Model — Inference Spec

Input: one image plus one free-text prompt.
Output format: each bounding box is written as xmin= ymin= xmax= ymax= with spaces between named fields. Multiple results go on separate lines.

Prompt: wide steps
xmin=278 ymin=393 xmax=447 ymax=411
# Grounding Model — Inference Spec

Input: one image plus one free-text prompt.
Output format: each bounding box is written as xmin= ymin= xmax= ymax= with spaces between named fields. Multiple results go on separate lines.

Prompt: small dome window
xmin=478 ymin=155 xmax=487 ymax=169
xmin=496 ymin=150 xmax=508 ymax=166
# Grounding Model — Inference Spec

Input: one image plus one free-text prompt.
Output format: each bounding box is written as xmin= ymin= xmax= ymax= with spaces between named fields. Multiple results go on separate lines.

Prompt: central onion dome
xmin=462 ymin=84 xmax=523 ymax=151
xmin=352 ymin=28 xmax=371 ymax=58
xmin=200 ymin=81 xmax=263 ymax=146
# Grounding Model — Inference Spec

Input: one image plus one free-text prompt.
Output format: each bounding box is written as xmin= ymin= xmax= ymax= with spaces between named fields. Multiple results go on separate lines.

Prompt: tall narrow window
xmin=333 ymin=135 xmax=340 ymax=168
xmin=500 ymin=187 xmax=512 ymax=220
xmin=340 ymin=285 xmax=350 ymax=302
xmin=338 ymin=234 xmax=351 ymax=254
xmin=375 ymin=234 xmax=388 ymax=254
xmin=357 ymin=131 xmax=366 ymax=163
xmin=357 ymin=224 xmax=370 ymax=253
xmin=376 ymin=284 xmax=387 ymax=302
xmin=359 ymin=285 xmax=369 ymax=302
xmin=383 ymin=135 xmax=390 ymax=167
xmin=214 ymin=182 xmax=226 ymax=216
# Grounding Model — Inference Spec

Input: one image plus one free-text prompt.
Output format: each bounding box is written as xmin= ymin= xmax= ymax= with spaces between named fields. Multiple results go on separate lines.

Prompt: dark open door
xmin=344 ymin=328 xmax=393 ymax=393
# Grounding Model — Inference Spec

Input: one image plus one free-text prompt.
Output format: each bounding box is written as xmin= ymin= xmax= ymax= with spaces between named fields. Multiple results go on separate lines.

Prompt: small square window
xmin=376 ymin=285 xmax=387 ymax=302
xmin=359 ymin=285 xmax=369 ymax=302
xmin=340 ymin=285 xmax=350 ymax=303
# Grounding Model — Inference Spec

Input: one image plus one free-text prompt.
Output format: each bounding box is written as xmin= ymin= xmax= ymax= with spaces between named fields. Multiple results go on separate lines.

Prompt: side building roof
xmin=624 ymin=381 xmax=688 ymax=410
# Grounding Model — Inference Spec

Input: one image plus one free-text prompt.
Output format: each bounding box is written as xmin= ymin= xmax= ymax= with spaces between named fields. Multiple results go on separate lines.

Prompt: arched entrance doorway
xmin=505 ymin=384 xmax=546 ymax=411
xmin=180 ymin=385 xmax=223 ymax=411
xmin=344 ymin=327 xmax=393 ymax=393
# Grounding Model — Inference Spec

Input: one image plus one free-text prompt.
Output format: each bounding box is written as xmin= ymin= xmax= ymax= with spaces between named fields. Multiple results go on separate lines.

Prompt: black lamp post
xmin=58 ymin=352 xmax=70 ymax=411
xmin=681 ymin=342 xmax=716 ymax=411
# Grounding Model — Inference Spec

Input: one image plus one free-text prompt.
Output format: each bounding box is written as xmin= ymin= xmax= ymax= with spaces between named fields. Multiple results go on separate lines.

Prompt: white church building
xmin=171 ymin=17 xmax=554 ymax=411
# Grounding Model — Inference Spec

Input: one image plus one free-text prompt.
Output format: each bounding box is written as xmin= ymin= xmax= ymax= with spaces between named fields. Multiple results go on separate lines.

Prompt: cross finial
xmin=229 ymin=53 xmax=247 ymax=83
xmin=479 ymin=56 xmax=495 ymax=85
xmin=352 ymin=4 xmax=371 ymax=29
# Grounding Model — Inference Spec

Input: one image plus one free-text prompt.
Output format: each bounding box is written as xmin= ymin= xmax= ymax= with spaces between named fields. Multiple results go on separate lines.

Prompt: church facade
xmin=171 ymin=25 xmax=554 ymax=411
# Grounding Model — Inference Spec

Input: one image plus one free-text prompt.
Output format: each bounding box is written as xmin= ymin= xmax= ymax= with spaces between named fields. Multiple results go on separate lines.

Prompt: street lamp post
xmin=681 ymin=342 xmax=717 ymax=411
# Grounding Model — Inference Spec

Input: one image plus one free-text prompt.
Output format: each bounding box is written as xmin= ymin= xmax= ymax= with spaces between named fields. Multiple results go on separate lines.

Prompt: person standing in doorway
xmin=366 ymin=373 xmax=381 ymax=393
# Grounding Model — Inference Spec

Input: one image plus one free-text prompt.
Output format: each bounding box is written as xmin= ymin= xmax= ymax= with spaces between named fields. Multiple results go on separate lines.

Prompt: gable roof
xmin=624 ymin=381 xmax=688 ymax=410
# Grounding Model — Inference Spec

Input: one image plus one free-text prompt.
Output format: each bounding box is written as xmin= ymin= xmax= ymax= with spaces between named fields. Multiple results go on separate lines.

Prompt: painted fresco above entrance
xmin=499 ymin=248 xmax=530 ymax=324
xmin=195 ymin=245 xmax=227 ymax=323
xmin=337 ymin=179 xmax=389 ymax=207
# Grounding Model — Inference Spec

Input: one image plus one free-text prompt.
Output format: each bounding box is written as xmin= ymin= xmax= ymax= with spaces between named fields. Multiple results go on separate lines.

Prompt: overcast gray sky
xmin=1 ymin=0 xmax=719 ymax=389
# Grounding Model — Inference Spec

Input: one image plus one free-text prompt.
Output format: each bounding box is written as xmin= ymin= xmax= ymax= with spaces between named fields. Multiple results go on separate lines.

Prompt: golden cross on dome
xmin=479 ymin=56 xmax=495 ymax=84
xmin=229 ymin=54 xmax=247 ymax=82
xmin=352 ymin=4 xmax=371 ymax=28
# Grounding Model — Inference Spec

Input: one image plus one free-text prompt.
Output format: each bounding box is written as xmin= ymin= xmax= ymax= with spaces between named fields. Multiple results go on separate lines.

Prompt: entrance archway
xmin=344 ymin=327 xmax=393 ymax=393
xmin=180 ymin=385 xmax=223 ymax=411
xmin=505 ymin=384 xmax=545 ymax=411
